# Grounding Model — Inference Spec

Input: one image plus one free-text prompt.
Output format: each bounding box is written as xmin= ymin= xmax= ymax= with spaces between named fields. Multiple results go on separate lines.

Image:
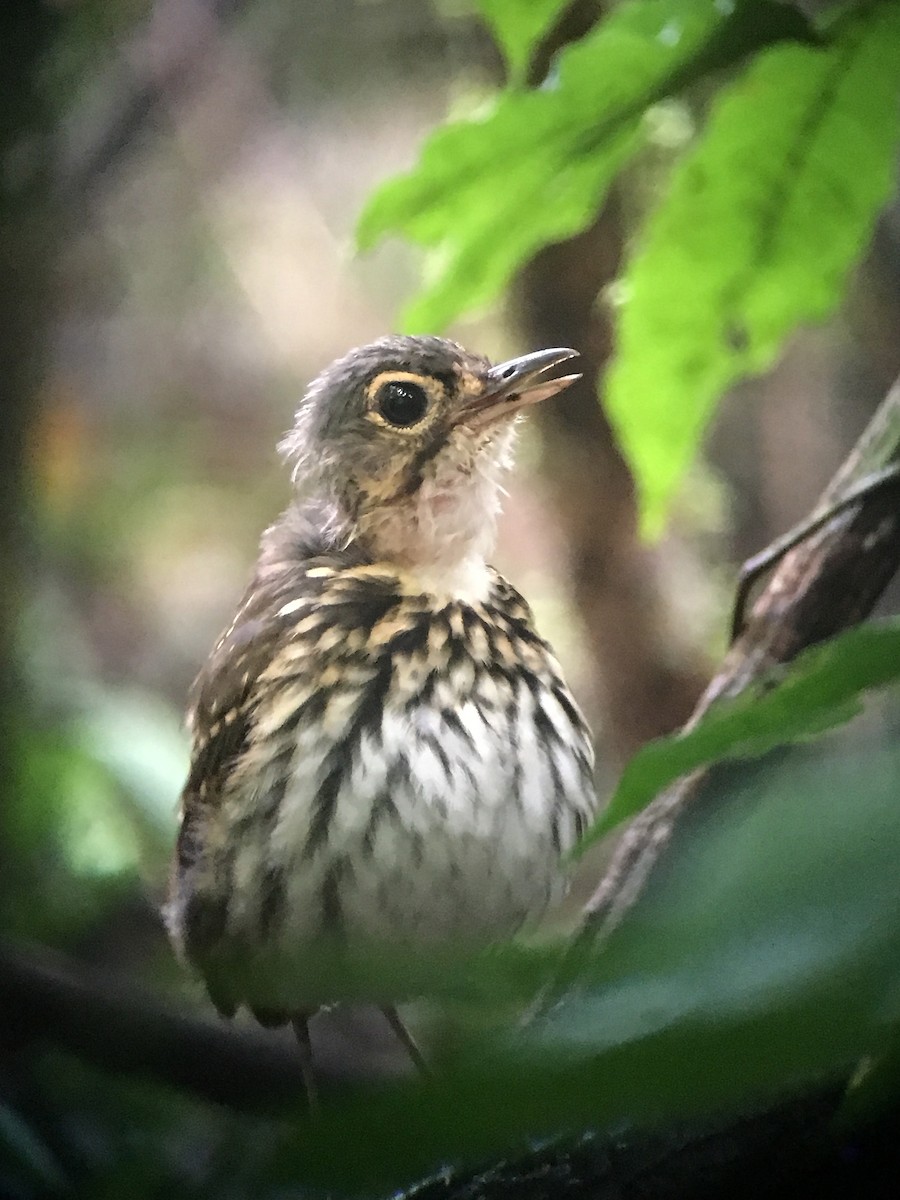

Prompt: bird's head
xmin=280 ymin=336 xmax=580 ymax=593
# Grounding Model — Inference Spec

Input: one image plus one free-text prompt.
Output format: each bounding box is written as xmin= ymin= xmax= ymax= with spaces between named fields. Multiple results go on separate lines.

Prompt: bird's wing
xmin=181 ymin=566 xmax=319 ymax=813
xmin=168 ymin=557 xmax=339 ymax=981
xmin=178 ymin=547 xmax=398 ymax=823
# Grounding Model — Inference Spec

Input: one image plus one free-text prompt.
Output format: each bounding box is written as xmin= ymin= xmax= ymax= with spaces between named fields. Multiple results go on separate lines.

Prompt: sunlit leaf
xmin=476 ymin=0 xmax=571 ymax=84
xmin=607 ymin=4 xmax=900 ymax=533
xmin=577 ymin=618 xmax=900 ymax=849
xmin=358 ymin=0 xmax=812 ymax=332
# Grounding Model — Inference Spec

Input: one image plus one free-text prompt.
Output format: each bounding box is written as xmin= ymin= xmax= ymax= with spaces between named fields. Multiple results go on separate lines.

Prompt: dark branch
xmin=403 ymin=1090 xmax=857 ymax=1200
xmin=0 ymin=938 xmax=406 ymax=1112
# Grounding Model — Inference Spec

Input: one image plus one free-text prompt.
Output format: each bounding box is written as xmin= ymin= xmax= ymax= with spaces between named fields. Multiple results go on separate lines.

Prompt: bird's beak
xmin=457 ymin=347 xmax=582 ymax=429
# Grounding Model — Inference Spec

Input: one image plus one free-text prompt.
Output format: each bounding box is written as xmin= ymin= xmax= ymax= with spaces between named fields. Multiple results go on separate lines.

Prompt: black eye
xmin=375 ymin=380 xmax=430 ymax=428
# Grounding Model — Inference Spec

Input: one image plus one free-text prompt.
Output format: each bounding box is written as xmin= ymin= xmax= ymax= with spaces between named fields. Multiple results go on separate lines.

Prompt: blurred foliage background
xmin=1 ymin=0 xmax=899 ymax=1196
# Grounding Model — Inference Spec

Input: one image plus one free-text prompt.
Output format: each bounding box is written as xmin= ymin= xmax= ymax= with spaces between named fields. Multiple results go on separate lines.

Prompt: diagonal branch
xmin=584 ymin=371 xmax=900 ymax=936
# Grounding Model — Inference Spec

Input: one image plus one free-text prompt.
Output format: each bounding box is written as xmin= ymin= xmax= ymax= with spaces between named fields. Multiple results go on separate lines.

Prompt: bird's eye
xmin=375 ymin=380 xmax=430 ymax=428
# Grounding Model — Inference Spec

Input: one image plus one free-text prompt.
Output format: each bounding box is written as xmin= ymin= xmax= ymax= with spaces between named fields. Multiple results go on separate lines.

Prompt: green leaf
xmin=271 ymin=738 xmax=900 ymax=1191
xmin=75 ymin=686 xmax=186 ymax=840
xmin=578 ymin=618 xmax=900 ymax=851
xmin=358 ymin=0 xmax=810 ymax=332
xmin=477 ymin=0 xmax=571 ymax=85
xmin=836 ymin=1033 xmax=900 ymax=1130
xmin=0 ymin=1102 xmax=66 ymax=1190
xmin=607 ymin=3 xmax=900 ymax=534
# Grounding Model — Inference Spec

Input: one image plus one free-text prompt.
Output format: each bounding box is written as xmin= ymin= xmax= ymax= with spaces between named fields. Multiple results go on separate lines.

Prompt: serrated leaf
xmin=477 ymin=0 xmax=570 ymax=84
xmin=359 ymin=0 xmax=808 ymax=333
xmin=577 ymin=619 xmax=900 ymax=851
xmin=607 ymin=4 xmax=900 ymax=534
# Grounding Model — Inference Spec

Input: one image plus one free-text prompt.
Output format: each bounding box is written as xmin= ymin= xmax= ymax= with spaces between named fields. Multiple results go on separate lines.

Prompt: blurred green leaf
xmin=30 ymin=1051 xmax=273 ymax=1198
xmin=75 ymin=687 xmax=186 ymax=844
xmin=3 ymin=728 xmax=131 ymax=941
xmin=0 ymin=1101 xmax=66 ymax=1192
xmin=51 ymin=688 xmax=185 ymax=879
xmin=578 ymin=618 xmax=900 ymax=849
xmin=59 ymin=744 xmax=142 ymax=878
xmin=358 ymin=0 xmax=811 ymax=332
xmin=476 ymin=0 xmax=571 ymax=84
xmin=271 ymin=738 xmax=900 ymax=1191
xmin=836 ymin=1035 xmax=900 ymax=1131
xmin=201 ymin=926 xmax=559 ymax=1018
xmin=607 ymin=3 xmax=900 ymax=533
xmin=6 ymin=688 xmax=183 ymax=898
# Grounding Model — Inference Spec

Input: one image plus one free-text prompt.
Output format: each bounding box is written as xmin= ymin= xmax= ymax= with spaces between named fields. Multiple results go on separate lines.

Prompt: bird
xmin=165 ymin=335 xmax=598 ymax=1098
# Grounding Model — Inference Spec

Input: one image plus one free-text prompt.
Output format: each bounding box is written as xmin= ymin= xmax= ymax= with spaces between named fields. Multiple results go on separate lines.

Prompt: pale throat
xmin=358 ymin=433 xmax=514 ymax=605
